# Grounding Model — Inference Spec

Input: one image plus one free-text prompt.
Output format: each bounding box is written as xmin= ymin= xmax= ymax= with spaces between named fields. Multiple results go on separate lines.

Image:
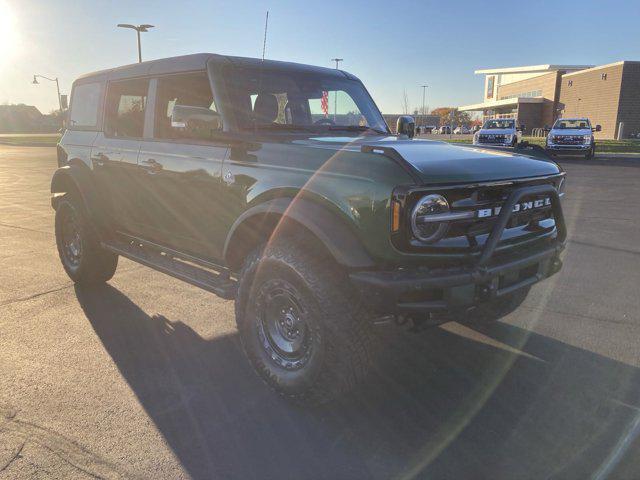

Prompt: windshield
xmin=224 ymin=66 xmax=388 ymax=134
xmin=483 ymin=119 xmax=515 ymax=129
xmin=553 ymin=119 xmax=591 ymax=129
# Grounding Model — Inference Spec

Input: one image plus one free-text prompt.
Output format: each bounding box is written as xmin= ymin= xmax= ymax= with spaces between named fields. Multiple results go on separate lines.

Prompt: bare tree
xmin=402 ymin=89 xmax=410 ymax=115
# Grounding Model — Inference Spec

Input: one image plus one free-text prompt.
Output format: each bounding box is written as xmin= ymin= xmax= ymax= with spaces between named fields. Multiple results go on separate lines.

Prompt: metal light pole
xmin=117 ymin=24 xmax=154 ymax=63
xmin=420 ymin=85 xmax=428 ymax=127
xmin=32 ymin=75 xmax=63 ymax=112
xmin=331 ymin=58 xmax=343 ymax=122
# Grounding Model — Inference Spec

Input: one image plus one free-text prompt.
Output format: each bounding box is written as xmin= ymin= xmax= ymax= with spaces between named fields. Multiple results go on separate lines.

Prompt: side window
xmin=154 ymin=72 xmax=221 ymax=142
xmin=69 ymin=82 xmax=101 ymax=129
xmin=104 ymin=79 xmax=149 ymax=138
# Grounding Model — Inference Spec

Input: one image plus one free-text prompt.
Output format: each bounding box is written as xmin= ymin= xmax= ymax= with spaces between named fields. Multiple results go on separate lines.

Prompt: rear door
xmin=91 ymin=78 xmax=150 ymax=234
xmin=136 ymin=71 xmax=230 ymax=261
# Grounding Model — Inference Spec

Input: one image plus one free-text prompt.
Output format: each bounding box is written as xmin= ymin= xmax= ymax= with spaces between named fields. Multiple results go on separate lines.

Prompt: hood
xmin=550 ymin=128 xmax=591 ymax=136
xmin=294 ymin=136 xmax=560 ymax=185
xmin=477 ymin=128 xmax=516 ymax=135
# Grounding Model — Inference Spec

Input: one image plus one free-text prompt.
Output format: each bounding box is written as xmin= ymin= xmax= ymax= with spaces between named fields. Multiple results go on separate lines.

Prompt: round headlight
xmin=411 ymin=194 xmax=450 ymax=243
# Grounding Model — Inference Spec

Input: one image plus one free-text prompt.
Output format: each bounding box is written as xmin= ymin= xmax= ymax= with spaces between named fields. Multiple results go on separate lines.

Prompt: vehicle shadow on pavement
xmin=75 ymin=284 xmax=640 ymax=480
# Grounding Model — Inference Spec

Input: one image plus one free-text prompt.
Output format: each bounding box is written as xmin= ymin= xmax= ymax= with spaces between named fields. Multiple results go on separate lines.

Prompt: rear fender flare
xmin=51 ymin=164 xmax=107 ymax=231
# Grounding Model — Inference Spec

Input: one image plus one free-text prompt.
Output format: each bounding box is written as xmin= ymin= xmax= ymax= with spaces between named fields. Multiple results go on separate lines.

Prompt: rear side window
xmin=104 ymin=79 xmax=149 ymax=138
xmin=69 ymin=82 xmax=101 ymax=129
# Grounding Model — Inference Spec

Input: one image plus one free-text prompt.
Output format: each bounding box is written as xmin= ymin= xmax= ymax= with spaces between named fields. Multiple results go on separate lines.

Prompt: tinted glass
xmin=224 ymin=67 xmax=388 ymax=133
xmin=154 ymin=72 xmax=221 ymax=141
xmin=554 ymin=119 xmax=591 ymax=129
xmin=104 ymin=79 xmax=149 ymax=138
xmin=69 ymin=82 xmax=101 ymax=128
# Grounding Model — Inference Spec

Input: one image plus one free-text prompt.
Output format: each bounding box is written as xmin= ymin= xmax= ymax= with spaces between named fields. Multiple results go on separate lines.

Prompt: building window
xmin=486 ymin=76 xmax=495 ymax=99
xmin=499 ymin=89 xmax=543 ymax=101
xmin=568 ymin=80 xmax=573 ymax=87
xmin=601 ymin=73 xmax=608 ymax=80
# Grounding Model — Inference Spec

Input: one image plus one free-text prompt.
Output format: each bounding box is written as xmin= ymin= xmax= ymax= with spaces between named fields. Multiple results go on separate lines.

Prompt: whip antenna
xmin=262 ymin=11 xmax=269 ymax=61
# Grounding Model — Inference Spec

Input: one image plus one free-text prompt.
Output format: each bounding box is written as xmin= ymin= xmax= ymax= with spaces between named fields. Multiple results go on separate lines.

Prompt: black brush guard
xmin=350 ymin=184 xmax=567 ymax=315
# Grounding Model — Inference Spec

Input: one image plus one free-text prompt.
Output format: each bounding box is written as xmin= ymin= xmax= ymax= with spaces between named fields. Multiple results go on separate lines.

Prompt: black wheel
xmin=55 ymin=194 xmax=118 ymax=284
xmin=455 ymin=287 xmax=531 ymax=324
xmin=585 ymin=145 xmax=595 ymax=159
xmin=235 ymin=237 xmax=373 ymax=405
xmin=512 ymin=137 xmax=518 ymax=147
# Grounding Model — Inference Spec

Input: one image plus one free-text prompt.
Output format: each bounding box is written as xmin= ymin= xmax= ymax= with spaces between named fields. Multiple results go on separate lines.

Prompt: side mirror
xmin=543 ymin=125 xmax=550 ymax=132
xmin=171 ymin=105 xmax=222 ymax=139
xmin=595 ymin=124 xmax=602 ymax=132
xmin=396 ymin=115 xmax=415 ymax=139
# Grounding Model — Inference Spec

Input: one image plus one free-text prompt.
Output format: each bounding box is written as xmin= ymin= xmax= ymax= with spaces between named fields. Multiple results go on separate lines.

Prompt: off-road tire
xmin=457 ymin=287 xmax=531 ymax=324
xmin=55 ymin=194 xmax=118 ymax=284
xmin=235 ymin=237 xmax=373 ymax=405
xmin=585 ymin=145 xmax=595 ymax=160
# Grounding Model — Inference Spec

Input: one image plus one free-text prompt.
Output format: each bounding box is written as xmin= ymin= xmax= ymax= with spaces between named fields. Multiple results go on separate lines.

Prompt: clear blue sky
xmin=2 ymin=0 xmax=639 ymax=114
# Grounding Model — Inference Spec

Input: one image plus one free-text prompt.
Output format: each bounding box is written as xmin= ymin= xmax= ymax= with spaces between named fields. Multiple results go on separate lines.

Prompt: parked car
xmin=473 ymin=118 xmax=522 ymax=147
xmin=438 ymin=125 xmax=452 ymax=134
xmin=470 ymin=125 xmax=482 ymax=134
xmin=52 ymin=53 xmax=566 ymax=404
xmin=454 ymin=126 xmax=471 ymax=134
xmin=545 ymin=118 xmax=601 ymax=159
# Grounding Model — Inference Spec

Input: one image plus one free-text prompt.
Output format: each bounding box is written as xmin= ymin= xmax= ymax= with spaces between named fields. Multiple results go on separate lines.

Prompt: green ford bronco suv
xmin=53 ymin=53 xmax=566 ymax=404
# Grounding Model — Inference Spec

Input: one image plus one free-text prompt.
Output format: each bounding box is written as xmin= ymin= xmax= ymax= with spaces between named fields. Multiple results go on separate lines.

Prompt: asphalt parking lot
xmin=1 ymin=145 xmax=640 ymax=479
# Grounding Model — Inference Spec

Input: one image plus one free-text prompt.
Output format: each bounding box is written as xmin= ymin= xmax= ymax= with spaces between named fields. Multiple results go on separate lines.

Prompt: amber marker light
xmin=392 ymin=200 xmax=401 ymax=232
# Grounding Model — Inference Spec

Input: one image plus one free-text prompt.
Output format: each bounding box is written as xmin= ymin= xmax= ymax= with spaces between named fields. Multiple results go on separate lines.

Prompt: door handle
xmin=141 ymin=158 xmax=163 ymax=174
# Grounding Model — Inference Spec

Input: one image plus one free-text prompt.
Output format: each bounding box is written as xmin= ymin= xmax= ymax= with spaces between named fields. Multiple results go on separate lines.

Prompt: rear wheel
xmin=55 ymin=194 xmax=118 ymax=284
xmin=235 ymin=237 xmax=373 ymax=405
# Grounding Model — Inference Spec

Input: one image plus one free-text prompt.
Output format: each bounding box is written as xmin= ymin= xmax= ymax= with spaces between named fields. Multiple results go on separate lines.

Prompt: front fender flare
xmin=224 ymin=197 xmax=375 ymax=269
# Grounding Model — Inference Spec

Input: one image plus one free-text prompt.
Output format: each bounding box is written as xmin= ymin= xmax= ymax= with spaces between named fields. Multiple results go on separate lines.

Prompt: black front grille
xmin=553 ymin=135 xmax=585 ymax=145
xmin=478 ymin=134 xmax=506 ymax=144
xmin=395 ymin=177 xmax=563 ymax=259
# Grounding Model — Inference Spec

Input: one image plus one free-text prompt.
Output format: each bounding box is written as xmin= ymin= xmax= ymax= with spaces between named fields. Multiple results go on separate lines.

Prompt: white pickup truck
xmin=473 ymin=119 xmax=522 ymax=147
xmin=545 ymin=118 xmax=601 ymax=159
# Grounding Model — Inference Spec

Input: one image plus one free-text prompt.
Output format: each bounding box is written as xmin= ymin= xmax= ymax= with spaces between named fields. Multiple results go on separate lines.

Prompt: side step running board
xmin=102 ymin=235 xmax=237 ymax=300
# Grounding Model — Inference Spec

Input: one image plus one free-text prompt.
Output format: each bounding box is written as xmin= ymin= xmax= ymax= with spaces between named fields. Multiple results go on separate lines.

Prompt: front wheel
xmin=235 ymin=237 xmax=373 ymax=405
xmin=55 ymin=194 xmax=118 ymax=284
xmin=585 ymin=145 xmax=595 ymax=159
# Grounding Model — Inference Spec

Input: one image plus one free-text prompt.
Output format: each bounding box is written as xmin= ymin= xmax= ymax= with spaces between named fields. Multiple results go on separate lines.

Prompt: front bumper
xmin=350 ymin=183 xmax=567 ymax=316
xmin=474 ymin=141 xmax=513 ymax=147
xmin=546 ymin=143 xmax=592 ymax=154
xmin=351 ymin=242 xmax=563 ymax=315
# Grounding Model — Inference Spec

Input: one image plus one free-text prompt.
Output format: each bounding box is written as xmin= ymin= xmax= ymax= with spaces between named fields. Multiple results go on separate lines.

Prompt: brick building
xmin=559 ymin=61 xmax=640 ymax=139
xmin=458 ymin=62 xmax=640 ymax=139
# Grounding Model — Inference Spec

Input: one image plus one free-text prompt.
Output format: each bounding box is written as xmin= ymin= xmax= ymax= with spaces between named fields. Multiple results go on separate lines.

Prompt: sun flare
xmin=0 ymin=1 xmax=20 ymax=64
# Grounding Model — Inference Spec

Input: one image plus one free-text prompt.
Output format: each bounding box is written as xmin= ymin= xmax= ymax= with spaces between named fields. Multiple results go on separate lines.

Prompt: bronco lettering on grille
xmin=477 ymin=197 xmax=552 ymax=218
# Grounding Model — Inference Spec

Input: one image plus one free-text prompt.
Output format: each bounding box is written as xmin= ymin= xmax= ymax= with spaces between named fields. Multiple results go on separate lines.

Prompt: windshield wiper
xmin=328 ymin=125 xmax=388 ymax=135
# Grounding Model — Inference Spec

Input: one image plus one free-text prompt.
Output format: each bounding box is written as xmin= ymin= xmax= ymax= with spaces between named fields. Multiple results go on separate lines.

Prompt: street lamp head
xmin=32 ymin=75 xmax=39 ymax=85
xmin=117 ymin=23 xmax=154 ymax=32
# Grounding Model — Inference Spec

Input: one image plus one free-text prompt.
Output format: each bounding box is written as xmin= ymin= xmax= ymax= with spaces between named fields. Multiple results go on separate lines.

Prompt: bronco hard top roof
xmin=74 ymin=53 xmax=353 ymax=85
